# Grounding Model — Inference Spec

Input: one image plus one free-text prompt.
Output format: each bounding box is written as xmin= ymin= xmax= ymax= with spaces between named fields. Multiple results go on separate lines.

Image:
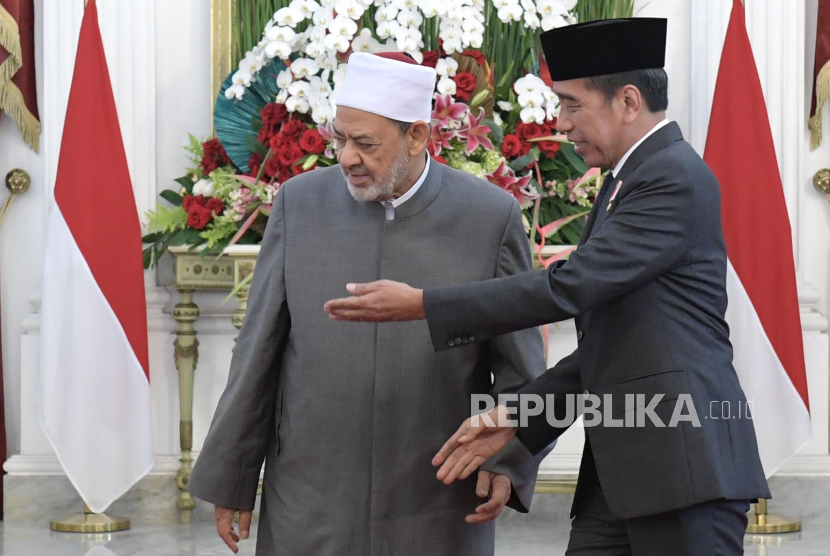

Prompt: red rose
xmin=183 ymin=194 xmax=207 ymax=211
xmin=269 ymin=133 xmax=289 ymax=152
xmin=454 ymin=72 xmax=476 ymax=93
xmin=277 ymin=168 xmax=292 ymax=184
xmin=501 ymin=134 xmax=523 ymax=158
xmin=205 ymin=197 xmax=225 ymax=216
xmin=281 ymin=119 xmax=308 ymax=138
xmin=249 ymin=152 xmax=264 ymax=172
xmin=264 ymin=154 xmax=282 ymax=177
xmin=277 ymin=143 xmax=304 ymax=167
xmin=515 ymin=122 xmax=545 ymax=143
xmin=187 ymin=204 xmax=212 ymax=230
xmin=261 ymin=103 xmax=289 ymax=128
xmin=257 ymin=126 xmax=274 ymax=145
xmin=200 ymin=138 xmax=232 ymax=173
xmin=422 ymin=50 xmax=439 ymax=68
xmin=462 ymin=50 xmax=487 ymax=67
xmin=299 ymin=129 xmax=326 ymax=154
xmin=538 ymin=138 xmax=561 ymax=158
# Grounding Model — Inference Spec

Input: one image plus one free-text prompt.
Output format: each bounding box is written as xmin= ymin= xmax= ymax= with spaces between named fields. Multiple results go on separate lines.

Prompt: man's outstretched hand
xmin=324 ymin=280 xmax=426 ymax=322
xmin=432 ymin=405 xmax=517 ymax=485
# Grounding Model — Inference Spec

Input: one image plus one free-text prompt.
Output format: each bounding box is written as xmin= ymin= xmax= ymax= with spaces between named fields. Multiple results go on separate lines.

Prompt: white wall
xmin=3 ymin=0 xmax=830 ymax=483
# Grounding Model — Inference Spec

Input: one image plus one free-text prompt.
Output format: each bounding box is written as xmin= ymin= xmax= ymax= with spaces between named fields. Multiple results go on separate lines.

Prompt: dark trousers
xmin=567 ymin=444 xmax=750 ymax=556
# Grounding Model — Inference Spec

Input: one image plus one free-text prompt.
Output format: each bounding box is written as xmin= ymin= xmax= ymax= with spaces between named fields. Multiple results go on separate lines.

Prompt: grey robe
xmin=187 ymin=161 xmax=547 ymax=555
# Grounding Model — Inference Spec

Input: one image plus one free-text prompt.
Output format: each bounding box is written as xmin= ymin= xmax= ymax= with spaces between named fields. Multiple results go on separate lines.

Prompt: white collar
xmin=385 ymin=154 xmax=430 ymax=208
xmin=611 ymin=119 xmax=670 ymax=178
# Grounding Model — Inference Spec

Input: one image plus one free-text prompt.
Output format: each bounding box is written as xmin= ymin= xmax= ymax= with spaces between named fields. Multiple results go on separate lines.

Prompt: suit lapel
xmin=579 ymin=122 xmax=685 ymax=244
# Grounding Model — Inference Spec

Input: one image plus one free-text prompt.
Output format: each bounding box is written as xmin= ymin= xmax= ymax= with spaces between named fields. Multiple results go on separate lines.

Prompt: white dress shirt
xmin=611 ymin=119 xmax=670 ymax=178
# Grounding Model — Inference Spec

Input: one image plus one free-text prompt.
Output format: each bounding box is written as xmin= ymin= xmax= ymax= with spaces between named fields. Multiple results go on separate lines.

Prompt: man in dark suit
xmin=325 ymin=18 xmax=770 ymax=556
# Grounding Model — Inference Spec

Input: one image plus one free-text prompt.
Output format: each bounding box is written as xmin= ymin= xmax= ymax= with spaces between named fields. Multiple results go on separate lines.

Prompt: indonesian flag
xmin=704 ymin=0 xmax=811 ymax=477
xmin=37 ymin=0 xmax=153 ymax=513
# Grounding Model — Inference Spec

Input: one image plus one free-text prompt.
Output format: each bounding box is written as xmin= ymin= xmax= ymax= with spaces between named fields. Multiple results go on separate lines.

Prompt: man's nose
xmin=338 ymin=143 xmax=361 ymax=169
xmin=556 ymin=113 xmax=573 ymax=133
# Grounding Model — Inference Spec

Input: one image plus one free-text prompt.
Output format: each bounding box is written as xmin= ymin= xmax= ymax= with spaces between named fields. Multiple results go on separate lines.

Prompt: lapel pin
xmin=607 ymin=180 xmax=623 ymax=212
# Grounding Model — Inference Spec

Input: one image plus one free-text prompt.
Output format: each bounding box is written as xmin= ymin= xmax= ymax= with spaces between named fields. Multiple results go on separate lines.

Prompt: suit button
xmin=469 ymin=336 xmax=475 ymax=343
xmin=455 ymin=337 xmax=463 ymax=345
xmin=462 ymin=337 xmax=469 ymax=344
xmin=577 ymin=330 xmax=584 ymax=341
xmin=447 ymin=339 xmax=455 ymax=347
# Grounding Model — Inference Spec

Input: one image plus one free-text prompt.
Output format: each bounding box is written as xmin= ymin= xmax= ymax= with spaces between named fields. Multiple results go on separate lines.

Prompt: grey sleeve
xmin=477 ymin=201 xmax=549 ymax=513
xmin=423 ymin=174 xmax=696 ymax=349
xmin=187 ymin=185 xmax=291 ymax=511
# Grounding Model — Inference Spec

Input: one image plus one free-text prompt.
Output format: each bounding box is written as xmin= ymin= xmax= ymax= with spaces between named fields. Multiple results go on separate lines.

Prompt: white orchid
xmin=514 ymin=74 xmax=547 ymax=99
xmin=375 ymin=5 xmax=399 ymax=22
xmin=351 ymin=28 xmax=382 ymax=52
xmin=328 ymin=15 xmax=358 ymax=37
xmin=419 ymin=0 xmax=440 ymax=18
xmin=492 ymin=0 xmax=514 ymax=9
xmin=397 ymin=9 xmax=424 ymax=28
xmin=497 ymin=100 xmax=514 ymax=112
xmin=225 ymin=83 xmax=246 ymax=100
xmin=274 ymin=6 xmax=305 ymax=28
xmin=276 ymin=88 xmax=290 ymax=104
xmin=305 ymin=40 xmax=327 ymax=58
xmin=323 ymin=33 xmax=352 ymax=52
xmin=277 ymin=69 xmax=294 ymax=89
xmin=498 ymin=4 xmax=523 ymax=22
xmin=334 ymin=0 xmax=366 ymax=19
xmin=435 ymin=57 xmax=459 ymax=77
xmin=395 ymin=27 xmax=424 ymax=54
xmin=437 ymin=76 xmax=457 ymax=96
xmin=308 ymin=75 xmax=333 ymax=98
xmin=520 ymin=105 xmax=546 ymax=124
xmin=286 ymin=96 xmax=311 ymax=113
xmin=291 ymin=58 xmax=320 ymax=78
xmin=376 ymin=20 xmax=401 ymax=39
xmin=313 ymin=7 xmax=334 ymax=25
xmin=543 ymin=87 xmax=559 ymax=120
xmin=541 ymin=13 xmax=568 ymax=31
xmin=193 ymin=178 xmax=215 ymax=197
xmin=293 ymin=0 xmax=322 ymax=19
xmin=266 ymin=26 xmax=297 ymax=44
xmin=265 ymin=41 xmax=292 ymax=59
xmin=524 ymin=12 xmax=540 ymax=28
xmin=333 ymin=65 xmax=349 ymax=86
xmin=233 ymin=65 xmax=252 ymax=85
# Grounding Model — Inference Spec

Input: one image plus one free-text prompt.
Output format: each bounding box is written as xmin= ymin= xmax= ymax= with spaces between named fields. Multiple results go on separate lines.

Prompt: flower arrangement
xmin=144 ymin=0 xmax=613 ymax=269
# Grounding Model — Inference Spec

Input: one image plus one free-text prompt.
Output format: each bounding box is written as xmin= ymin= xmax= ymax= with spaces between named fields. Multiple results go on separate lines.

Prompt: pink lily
xmin=458 ymin=107 xmax=494 ymax=154
xmin=485 ymin=161 xmax=534 ymax=205
xmin=432 ymin=93 xmax=468 ymax=127
xmin=429 ymin=125 xmax=457 ymax=157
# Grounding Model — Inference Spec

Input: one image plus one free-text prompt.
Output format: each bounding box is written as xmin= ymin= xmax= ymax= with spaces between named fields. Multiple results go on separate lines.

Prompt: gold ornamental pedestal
xmin=51 ymin=504 xmax=130 ymax=533
xmin=746 ymin=499 xmax=801 ymax=534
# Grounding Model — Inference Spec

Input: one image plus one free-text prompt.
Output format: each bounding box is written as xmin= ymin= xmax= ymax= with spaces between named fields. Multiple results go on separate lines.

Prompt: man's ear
xmin=408 ymin=121 xmax=431 ymax=155
xmin=621 ymin=85 xmax=643 ymax=124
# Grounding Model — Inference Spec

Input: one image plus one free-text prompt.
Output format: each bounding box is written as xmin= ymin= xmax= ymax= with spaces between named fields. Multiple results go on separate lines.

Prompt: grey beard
xmin=345 ymin=142 xmax=411 ymax=203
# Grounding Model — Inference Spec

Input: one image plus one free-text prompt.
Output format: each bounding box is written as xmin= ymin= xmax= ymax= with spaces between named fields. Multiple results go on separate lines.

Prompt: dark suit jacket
xmin=423 ymin=123 xmax=771 ymax=519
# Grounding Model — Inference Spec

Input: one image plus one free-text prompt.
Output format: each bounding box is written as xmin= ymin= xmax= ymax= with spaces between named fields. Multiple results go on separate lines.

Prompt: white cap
xmin=335 ymin=52 xmax=437 ymax=124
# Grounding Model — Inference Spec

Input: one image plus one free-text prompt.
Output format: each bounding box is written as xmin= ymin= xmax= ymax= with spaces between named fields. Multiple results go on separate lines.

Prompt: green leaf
xmin=142 ymin=233 xmax=159 ymax=244
xmin=509 ymin=148 xmax=540 ymax=172
xmin=160 ymin=190 xmax=184 ymax=206
xmin=560 ymin=143 xmax=589 ymax=174
xmin=483 ymin=119 xmax=505 ymax=145
xmin=251 ymin=115 xmax=263 ymax=132
xmin=175 ymin=176 xmax=195 ymax=195
xmin=247 ymin=135 xmax=268 ymax=156
xmin=143 ymin=247 xmax=153 ymax=269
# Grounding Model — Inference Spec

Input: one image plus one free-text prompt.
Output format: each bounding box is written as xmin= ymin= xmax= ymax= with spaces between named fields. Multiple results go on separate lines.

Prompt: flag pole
xmin=48 ymin=0 xmax=132 ymax=533
xmin=747 ymin=498 xmax=801 ymax=535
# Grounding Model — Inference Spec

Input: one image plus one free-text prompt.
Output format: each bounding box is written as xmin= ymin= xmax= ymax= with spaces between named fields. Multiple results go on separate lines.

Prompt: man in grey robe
xmin=187 ymin=51 xmax=547 ymax=555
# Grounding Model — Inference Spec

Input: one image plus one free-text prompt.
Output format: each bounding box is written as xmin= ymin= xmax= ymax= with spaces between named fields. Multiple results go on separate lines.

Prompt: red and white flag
xmin=704 ymin=0 xmax=811 ymax=477
xmin=37 ymin=0 xmax=153 ymax=512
